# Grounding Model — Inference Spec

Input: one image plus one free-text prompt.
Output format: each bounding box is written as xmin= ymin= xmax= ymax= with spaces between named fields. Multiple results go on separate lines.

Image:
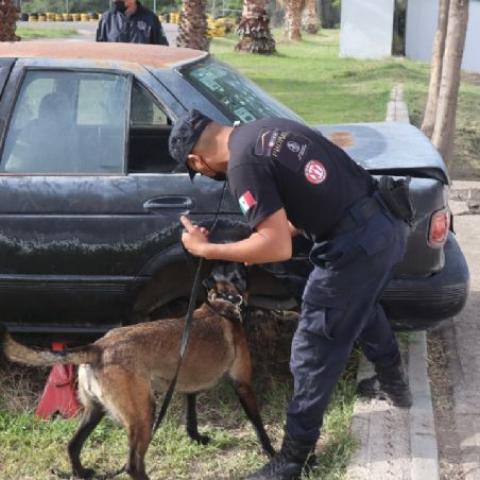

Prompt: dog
xmin=1 ymin=263 xmax=274 ymax=480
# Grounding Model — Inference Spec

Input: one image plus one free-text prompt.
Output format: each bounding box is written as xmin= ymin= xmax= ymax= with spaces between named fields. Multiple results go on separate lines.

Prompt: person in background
xmin=96 ymin=0 xmax=169 ymax=45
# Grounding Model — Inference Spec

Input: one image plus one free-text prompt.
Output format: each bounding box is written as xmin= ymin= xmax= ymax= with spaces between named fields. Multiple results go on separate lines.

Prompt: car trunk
xmin=316 ymin=122 xmax=449 ymax=185
xmin=316 ymin=122 xmax=450 ymax=277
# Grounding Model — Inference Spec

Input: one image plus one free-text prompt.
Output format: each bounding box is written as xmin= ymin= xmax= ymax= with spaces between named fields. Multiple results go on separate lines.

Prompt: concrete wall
xmin=340 ymin=0 xmax=395 ymax=58
xmin=406 ymin=0 xmax=480 ymax=73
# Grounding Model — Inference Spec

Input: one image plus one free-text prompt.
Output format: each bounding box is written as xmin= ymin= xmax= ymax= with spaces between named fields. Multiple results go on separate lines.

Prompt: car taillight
xmin=428 ymin=208 xmax=450 ymax=247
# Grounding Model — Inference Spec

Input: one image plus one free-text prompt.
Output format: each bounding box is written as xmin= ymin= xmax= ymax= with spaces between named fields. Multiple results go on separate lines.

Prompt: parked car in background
xmin=0 ymin=41 xmax=469 ymax=341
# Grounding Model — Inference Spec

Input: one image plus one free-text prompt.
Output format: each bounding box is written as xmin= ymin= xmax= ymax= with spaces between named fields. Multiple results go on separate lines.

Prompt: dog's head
xmin=203 ymin=262 xmax=247 ymax=307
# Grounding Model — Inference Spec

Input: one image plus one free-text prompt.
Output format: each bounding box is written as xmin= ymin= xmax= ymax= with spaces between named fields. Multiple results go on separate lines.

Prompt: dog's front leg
xmin=185 ymin=394 xmax=211 ymax=445
xmin=231 ymin=380 xmax=275 ymax=458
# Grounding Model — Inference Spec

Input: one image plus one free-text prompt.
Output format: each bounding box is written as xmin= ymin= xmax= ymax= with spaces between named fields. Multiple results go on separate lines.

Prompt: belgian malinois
xmin=1 ymin=263 xmax=274 ymax=480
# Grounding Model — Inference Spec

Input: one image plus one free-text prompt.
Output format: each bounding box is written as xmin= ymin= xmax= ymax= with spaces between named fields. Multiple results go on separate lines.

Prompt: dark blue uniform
xmin=227 ymin=118 xmax=407 ymax=444
xmin=96 ymin=2 xmax=168 ymax=45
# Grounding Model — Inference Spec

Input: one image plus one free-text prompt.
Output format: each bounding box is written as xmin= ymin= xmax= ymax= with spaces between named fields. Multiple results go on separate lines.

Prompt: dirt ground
xmin=428 ymin=327 xmax=465 ymax=480
xmin=427 ymin=199 xmax=480 ymax=480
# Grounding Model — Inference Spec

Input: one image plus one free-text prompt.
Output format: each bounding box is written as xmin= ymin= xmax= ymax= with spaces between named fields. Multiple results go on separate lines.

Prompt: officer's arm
xmin=181 ymin=209 xmax=292 ymax=264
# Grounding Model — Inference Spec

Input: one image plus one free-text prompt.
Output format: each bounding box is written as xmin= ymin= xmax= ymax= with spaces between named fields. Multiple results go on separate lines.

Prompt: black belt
xmin=330 ymin=194 xmax=384 ymax=238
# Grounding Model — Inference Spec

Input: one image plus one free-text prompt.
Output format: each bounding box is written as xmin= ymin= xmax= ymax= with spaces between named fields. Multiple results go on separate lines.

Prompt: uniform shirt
xmin=96 ymin=3 xmax=169 ymax=45
xmin=227 ymin=118 xmax=376 ymax=242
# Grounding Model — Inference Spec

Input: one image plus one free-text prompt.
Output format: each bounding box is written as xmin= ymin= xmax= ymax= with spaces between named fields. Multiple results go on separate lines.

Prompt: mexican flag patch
xmin=239 ymin=191 xmax=257 ymax=214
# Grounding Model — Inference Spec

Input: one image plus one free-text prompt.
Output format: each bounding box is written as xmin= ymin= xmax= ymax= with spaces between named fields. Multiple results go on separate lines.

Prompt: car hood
xmin=315 ymin=122 xmax=449 ymax=185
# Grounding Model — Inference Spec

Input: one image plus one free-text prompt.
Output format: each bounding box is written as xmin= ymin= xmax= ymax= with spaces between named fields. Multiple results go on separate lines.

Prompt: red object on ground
xmin=35 ymin=342 xmax=80 ymax=419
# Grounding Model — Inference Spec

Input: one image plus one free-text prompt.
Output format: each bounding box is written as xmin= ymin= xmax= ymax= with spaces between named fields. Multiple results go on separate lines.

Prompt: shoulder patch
xmin=238 ymin=191 xmax=257 ymax=214
xmin=304 ymin=160 xmax=327 ymax=185
xmin=254 ymin=128 xmax=280 ymax=157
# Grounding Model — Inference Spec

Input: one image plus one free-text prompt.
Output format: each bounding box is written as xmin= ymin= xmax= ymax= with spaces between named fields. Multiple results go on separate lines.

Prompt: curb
xmin=346 ymin=85 xmax=440 ymax=480
xmin=409 ymin=332 xmax=439 ymax=480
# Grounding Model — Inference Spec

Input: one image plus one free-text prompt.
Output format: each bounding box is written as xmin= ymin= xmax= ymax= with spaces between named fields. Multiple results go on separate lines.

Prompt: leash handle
xmin=152 ymin=181 xmax=228 ymax=434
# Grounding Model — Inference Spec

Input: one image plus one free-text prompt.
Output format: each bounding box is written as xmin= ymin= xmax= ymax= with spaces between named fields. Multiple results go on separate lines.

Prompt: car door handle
xmin=143 ymin=196 xmax=194 ymax=211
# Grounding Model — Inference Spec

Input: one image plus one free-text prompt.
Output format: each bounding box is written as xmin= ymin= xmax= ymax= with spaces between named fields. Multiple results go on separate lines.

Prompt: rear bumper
xmin=383 ymin=232 xmax=469 ymax=330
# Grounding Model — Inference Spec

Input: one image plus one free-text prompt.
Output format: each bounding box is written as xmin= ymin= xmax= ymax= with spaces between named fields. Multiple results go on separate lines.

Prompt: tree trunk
xmin=236 ymin=0 xmax=276 ymax=54
xmin=284 ymin=0 xmax=305 ymax=41
xmin=421 ymin=0 xmax=450 ymax=138
xmin=0 ymin=0 xmax=20 ymax=42
xmin=302 ymin=0 xmax=320 ymax=34
xmin=431 ymin=0 xmax=469 ymax=167
xmin=176 ymin=0 xmax=210 ymax=51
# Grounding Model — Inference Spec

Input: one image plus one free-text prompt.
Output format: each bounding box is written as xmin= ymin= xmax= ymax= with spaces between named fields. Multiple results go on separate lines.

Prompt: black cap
xmin=168 ymin=109 xmax=213 ymax=180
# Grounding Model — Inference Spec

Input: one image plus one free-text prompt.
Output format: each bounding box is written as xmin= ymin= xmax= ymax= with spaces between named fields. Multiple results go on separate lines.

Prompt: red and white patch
xmin=304 ymin=160 xmax=327 ymax=185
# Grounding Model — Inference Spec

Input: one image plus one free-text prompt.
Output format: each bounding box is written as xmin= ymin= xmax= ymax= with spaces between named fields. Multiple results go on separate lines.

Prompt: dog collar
xmin=206 ymin=295 xmax=245 ymax=323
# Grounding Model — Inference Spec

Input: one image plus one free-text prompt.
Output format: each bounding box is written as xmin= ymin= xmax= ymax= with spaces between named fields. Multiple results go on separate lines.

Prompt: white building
xmin=340 ymin=0 xmax=480 ymax=74
xmin=340 ymin=0 xmax=395 ymax=59
xmin=406 ymin=0 xmax=480 ymax=73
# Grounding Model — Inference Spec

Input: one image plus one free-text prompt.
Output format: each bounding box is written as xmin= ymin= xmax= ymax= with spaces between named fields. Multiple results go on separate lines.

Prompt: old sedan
xmin=0 ymin=41 xmax=469 ymax=339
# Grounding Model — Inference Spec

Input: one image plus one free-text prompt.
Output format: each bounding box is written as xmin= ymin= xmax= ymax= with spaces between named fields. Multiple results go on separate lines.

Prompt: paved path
xmin=17 ymin=20 xmax=178 ymax=44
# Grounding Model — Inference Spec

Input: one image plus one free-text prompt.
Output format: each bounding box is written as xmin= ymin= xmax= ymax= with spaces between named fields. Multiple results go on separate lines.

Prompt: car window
xmin=1 ymin=70 xmax=129 ymax=174
xmin=128 ymin=80 xmax=177 ymax=174
xmin=181 ymin=58 xmax=304 ymax=124
xmin=130 ymin=81 xmax=168 ymax=128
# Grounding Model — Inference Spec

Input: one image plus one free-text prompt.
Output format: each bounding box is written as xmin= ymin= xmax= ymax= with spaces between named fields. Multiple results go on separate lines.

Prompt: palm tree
xmin=302 ymin=0 xmax=320 ymax=34
xmin=0 ymin=0 xmax=20 ymax=41
xmin=176 ymin=0 xmax=210 ymax=51
xmin=236 ymin=0 xmax=276 ymax=54
xmin=284 ymin=0 xmax=306 ymax=40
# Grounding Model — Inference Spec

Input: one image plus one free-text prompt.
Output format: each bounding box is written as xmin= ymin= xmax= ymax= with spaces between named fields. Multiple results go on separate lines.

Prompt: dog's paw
xmin=192 ymin=433 xmax=211 ymax=445
xmin=73 ymin=467 xmax=95 ymax=479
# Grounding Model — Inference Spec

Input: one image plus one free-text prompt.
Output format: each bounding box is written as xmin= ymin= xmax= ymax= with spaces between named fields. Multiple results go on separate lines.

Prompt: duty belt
xmin=330 ymin=194 xmax=384 ymax=237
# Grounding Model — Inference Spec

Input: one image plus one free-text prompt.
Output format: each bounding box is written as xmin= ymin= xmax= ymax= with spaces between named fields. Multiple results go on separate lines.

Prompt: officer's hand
xmin=180 ymin=215 xmax=210 ymax=257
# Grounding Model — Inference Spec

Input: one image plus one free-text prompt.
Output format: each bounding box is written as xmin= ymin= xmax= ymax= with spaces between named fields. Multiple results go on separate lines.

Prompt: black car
xmin=0 ymin=41 xmax=469 ymax=340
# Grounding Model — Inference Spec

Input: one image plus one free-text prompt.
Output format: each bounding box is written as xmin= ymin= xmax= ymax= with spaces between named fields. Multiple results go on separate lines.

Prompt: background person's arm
xmin=151 ymin=15 xmax=169 ymax=45
xmin=96 ymin=17 xmax=107 ymax=42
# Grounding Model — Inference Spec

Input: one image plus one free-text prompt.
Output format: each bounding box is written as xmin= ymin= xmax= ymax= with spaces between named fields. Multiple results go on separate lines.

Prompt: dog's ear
xmin=228 ymin=264 xmax=247 ymax=293
xmin=233 ymin=273 xmax=247 ymax=293
xmin=202 ymin=276 xmax=216 ymax=291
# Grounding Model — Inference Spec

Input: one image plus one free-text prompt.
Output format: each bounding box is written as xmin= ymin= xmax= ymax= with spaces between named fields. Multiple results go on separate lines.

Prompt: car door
xmin=0 ymin=59 xmax=223 ymax=335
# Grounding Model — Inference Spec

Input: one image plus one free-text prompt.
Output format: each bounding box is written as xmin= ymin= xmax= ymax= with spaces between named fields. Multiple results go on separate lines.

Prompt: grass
xmin=0 ymin=313 xmax=359 ymax=479
xmin=211 ymin=29 xmax=480 ymax=179
xmin=16 ymin=27 xmax=78 ymax=39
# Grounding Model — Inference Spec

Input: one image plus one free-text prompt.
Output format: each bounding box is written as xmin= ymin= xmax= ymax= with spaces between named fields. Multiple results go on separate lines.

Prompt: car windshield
xmin=181 ymin=58 xmax=304 ymax=124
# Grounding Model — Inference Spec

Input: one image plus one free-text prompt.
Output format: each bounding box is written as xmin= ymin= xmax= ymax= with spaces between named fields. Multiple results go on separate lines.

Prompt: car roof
xmin=0 ymin=41 xmax=208 ymax=69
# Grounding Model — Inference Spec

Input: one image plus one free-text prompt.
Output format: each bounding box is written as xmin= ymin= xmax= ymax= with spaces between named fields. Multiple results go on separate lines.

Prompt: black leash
xmin=152 ymin=181 xmax=227 ymax=434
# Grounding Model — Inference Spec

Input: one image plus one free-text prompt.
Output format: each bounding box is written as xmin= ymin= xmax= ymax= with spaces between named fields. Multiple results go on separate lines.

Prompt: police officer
xmin=169 ymin=110 xmax=413 ymax=480
xmin=96 ymin=0 xmax=168 ymax=45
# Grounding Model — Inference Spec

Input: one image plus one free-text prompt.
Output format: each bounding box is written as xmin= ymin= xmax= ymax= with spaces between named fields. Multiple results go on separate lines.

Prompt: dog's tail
xmin=0 ymin=324 xmax=100 ymax=367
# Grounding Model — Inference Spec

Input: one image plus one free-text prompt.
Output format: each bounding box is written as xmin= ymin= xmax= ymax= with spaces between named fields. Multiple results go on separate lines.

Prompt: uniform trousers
xmin=286 ymin=194 xmax=408 ymax=444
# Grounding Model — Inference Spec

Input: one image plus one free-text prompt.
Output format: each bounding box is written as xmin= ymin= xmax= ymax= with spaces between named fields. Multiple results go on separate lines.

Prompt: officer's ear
xmin=187 ymin=153 xmax=204 ymax=173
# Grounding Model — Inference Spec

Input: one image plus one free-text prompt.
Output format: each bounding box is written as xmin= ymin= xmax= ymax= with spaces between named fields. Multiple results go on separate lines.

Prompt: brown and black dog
xmin=1 ymin=263 xmax=274 ymax=480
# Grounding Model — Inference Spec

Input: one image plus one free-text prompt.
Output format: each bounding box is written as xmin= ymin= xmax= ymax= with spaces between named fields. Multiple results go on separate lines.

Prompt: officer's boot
xmin=244 ymin=434 xmax=315 ymax=480
xmin=356 ymin=357 xmax=413 ymax=408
